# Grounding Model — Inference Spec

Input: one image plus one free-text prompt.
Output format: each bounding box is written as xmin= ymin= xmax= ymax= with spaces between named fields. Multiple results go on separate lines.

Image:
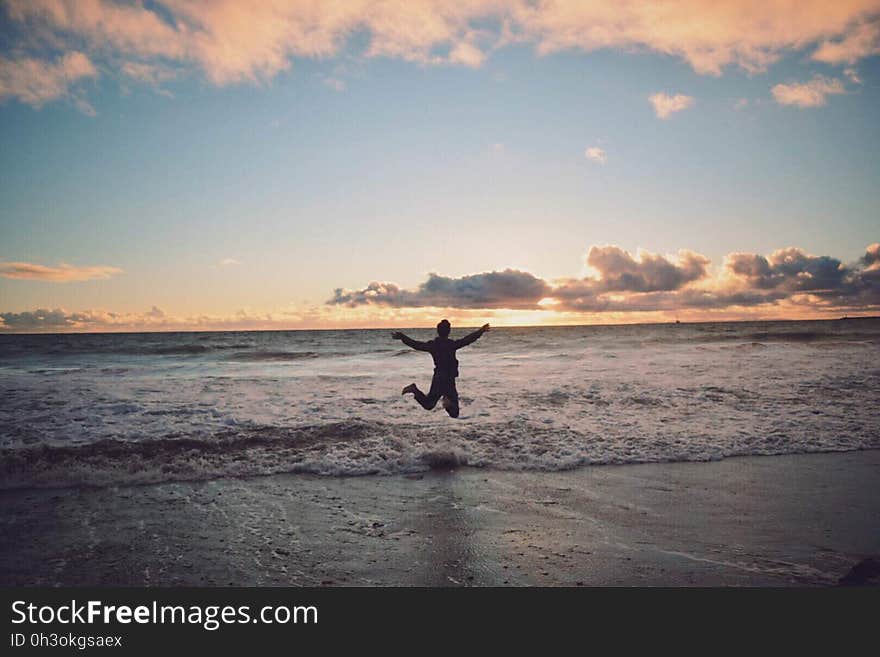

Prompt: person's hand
xmin=481 ymin=323 xmax=490 ymax=332
xmin=391 ymin=331 xmax=404 ymax=340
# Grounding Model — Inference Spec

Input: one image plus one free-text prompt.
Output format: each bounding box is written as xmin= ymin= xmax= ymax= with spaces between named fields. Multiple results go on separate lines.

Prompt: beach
xmin=2 ymin=450 xmax=878 ymax=587
xmin=2 ymin=320 xmax=878 ymax=587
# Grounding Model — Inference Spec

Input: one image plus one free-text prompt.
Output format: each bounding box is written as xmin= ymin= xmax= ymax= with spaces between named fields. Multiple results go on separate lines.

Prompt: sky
xmin=0 ymin=0 xmax=878 ymax=332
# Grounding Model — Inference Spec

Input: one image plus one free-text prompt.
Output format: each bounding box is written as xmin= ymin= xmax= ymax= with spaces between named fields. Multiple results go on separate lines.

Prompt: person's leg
xmin=441 ymin=382 xmax=460 ymax=418
xmin=405 ymin=377 xmax=442 ymax=410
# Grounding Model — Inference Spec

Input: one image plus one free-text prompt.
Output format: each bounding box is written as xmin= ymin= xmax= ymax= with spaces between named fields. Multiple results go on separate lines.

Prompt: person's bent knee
xmin=420 ymin=395 xmax=440 ymax=410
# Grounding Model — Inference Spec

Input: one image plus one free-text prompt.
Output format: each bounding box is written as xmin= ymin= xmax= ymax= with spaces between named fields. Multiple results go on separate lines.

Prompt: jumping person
xmin=391 ymin=320 xmax=490 ymax=418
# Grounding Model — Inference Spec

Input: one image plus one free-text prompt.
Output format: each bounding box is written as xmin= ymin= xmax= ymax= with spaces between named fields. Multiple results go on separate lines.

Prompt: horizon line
xmin=1 ymin=314 xmax=877 ymax=337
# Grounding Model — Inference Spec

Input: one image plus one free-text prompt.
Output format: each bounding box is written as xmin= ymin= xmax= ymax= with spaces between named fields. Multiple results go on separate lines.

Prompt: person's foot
xmin=401 ymin=383 xmax=417 ymax=395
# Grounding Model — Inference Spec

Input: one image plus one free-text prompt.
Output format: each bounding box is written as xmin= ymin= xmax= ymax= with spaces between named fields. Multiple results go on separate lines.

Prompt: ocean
xmin=1 ymin=318 xmax=878 ymax=489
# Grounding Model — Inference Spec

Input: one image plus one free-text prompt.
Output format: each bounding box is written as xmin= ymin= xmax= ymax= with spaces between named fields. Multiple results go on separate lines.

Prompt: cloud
xmin=511 ymin=2 xmax=880 ymax=76
xmin=4 ymin=243 xmax=877 ymax=331
xmin=771 ymin=75 xmax=846 ymax=107
xmin=843 ymin=67 xmax=863 ymax=84
xmin=329 ymin=269 xmax=553 ymax=310
xmin=0 ymin=51 xmax=96 ymax=108
xmin=649 ymin=92 xmax=694 ymax=119
xmin=0 ymin=308 xmax=103 ymax=331
xmin=6 ymin=0 xmax=187 ymax=61
xmin=587 ymin=246 xmax=710 ymax=292
xmin=330 ymin=242 xmax=879 ymax=316
xmin=218 ymin=257 xmax=241 ymax=266
xmin=549 ymin=287 xmax=789 ymax=314
xmin=863 ymin=243 xmax=880 ymax=269
xmin=717 ymin=247 xmax=880 ymax=312
xmin=0 ymin=261 xmax=122 ymax=282
xmin=0 ymin=302 xmax=465 ymax=333
xmin=5 ymin=1 xmax=880 ymax=109
xmin=585 ymin=146 xmax=606 ymax=164
xmin=71 ymin=96 xmax=97 ymax=116
xmin=563 ymin=244 xmax=879 ymax=312
xmin=812 ymin=19 xmax=880 ymax=65
xmin=447 ymin=41 xmax=487 ymax=67
xmin=121 ymin=61 xmax=176 ymax=85
xmin=550 ymin=247 xmax=712 ymax=311
xmin=725 ymin=248 xmax=848 ymax=291
xmin=0 ymin=305 xmax=304 ymax=333
xmin=5 ymin=0 xmax=500 ymax=86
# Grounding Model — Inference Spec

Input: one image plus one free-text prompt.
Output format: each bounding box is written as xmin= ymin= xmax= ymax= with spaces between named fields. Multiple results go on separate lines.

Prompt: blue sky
xmin=1 ymin=1 xmax=878 ymax=331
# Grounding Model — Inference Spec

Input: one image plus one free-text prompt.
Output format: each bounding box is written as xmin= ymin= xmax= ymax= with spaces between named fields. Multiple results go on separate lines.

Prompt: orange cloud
xmin=0 ymin=51 xmax=95 ymax=107
xmin=511 ymin=1 xmax=880 ymax=75
xmin=6 ymin=0 xmax=187 ymax=60
xmin=4 ymin=0 xmax=880 ymax=96
xmin=585 ymin=146 xmax=606 ymax=163
xmin=771 ymin=75 xmax=847 ymax=107
xmin=0 ymin=261 xmax=122 ymax=282
xmin=813 ymin=19 xmax=880 ymax=64
xmin=7 ymin=0 xmax=501 ymax=85
xmin=121 ymin=61 xmax=176 ymax=85
xmin=649 ymin=92 xmax=695 ymax=118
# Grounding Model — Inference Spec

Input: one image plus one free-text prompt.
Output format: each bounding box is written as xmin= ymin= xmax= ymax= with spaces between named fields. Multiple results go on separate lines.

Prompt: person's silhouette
xmin=392 ymin=320 xmax=490 ymax=418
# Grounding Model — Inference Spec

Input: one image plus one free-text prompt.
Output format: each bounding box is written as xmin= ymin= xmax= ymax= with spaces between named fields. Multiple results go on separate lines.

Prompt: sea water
xmin=1 ymin=319 xmax=878 ymax=488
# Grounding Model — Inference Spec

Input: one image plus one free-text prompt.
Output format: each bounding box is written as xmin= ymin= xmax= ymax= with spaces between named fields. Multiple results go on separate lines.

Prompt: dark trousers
xmin=413 ymin=374 xmax=460 ymax=418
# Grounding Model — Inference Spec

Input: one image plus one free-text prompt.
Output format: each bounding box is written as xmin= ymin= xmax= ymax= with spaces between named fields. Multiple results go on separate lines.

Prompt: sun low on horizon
xmin=1 ymin=0 xmax=878 ymax=333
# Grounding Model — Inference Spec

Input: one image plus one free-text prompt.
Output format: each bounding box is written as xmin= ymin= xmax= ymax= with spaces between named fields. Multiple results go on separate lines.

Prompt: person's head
xmin=436 ymin=319 xmax=451 ymax=338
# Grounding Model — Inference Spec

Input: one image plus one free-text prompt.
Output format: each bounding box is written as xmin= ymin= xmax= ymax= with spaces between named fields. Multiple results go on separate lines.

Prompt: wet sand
xmin=1 ymin=450 xmax=878 ymax=586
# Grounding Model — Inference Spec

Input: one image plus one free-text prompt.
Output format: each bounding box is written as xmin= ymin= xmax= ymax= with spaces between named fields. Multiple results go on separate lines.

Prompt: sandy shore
xmin=2 ymin=450 xmax=878 ymax=586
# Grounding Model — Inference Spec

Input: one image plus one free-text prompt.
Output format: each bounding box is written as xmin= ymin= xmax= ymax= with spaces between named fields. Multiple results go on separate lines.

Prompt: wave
xmin=694 ymin=330 xmax=880 ymax=345
xmin=746 ymin=331 xmax=837 ymax=342
xmin=1 ymin=419 xmax=876 ymax=491
xmin=145 ymin=344 xmax=213 ymax=355
xmin=225 ymin=347 xmax=412 ymax=361
xmin=224 ymin=350 xmax=322 ymax=362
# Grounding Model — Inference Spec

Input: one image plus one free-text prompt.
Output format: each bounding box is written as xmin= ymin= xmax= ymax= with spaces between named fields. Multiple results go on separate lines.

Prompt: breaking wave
xmin=1 ymin=418 xmax=877 ymax=491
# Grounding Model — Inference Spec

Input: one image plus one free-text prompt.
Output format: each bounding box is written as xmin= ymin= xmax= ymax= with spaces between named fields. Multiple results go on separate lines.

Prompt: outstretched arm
xmin=391 ymin=331 xmax=432 ymax=352
xmin=453 ymin=324 xmax=490 ymax=349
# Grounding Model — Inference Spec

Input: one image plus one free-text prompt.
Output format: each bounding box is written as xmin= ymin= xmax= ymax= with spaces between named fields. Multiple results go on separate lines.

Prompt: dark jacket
xmin=400 ymin=330 xmax=484 ymax=380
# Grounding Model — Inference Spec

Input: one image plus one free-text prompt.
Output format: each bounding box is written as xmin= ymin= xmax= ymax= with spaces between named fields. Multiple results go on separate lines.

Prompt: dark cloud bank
xmin=329 ymin=242 xmax=880 ymax=314
xmin=0 ymin=307 xmax=165 ymax=332
xmin=3 ymin=243 xmax=877 ymax=332
xmin=331 ymin=269 xmax=552 ymax=310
